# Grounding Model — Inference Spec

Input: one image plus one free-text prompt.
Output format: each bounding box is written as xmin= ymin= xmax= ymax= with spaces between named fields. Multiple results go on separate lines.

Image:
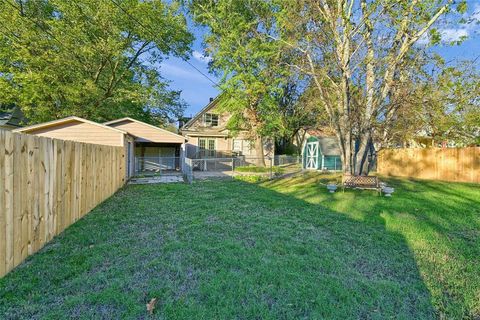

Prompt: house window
xmin=208 ymin=139 xmax=215 ymax=151
xmin=233 ymin=139 xmax=242 ymax=151
xmin=198 ymin=138 xmax=216 ymax=157
xmin=203 ymin=113 xmax=219 ymax=127
xmin=199 ymin=138 xmax=206 ymax=150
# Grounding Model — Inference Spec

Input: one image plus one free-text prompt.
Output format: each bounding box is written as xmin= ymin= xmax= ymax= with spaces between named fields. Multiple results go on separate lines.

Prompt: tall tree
xmin=0 ymin=0 xmax=193 ymax=125
xmin=275 ymin=81 xmax=330 ymax=154
xmin=385 ymin=59 xmax=480 ymax=147
xmin=274 ymin=0 xmax=467 ymax=175
xmin=188 ymin=0 xmax=467 ymax=173
xmin=187 ymin=0 xmax=291 ymax=166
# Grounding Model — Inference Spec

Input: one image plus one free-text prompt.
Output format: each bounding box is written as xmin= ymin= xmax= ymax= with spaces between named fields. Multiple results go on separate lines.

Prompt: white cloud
xmin=417 ymin=27 xmax=470 ymax=46
xmin=418 ymin=3 xmax=480 ymax=46
xmin=439 ymin=28 xmax=469 ymax=42
xmin=417 ymin=33 xmax=430 ymax=45
xmin=192 ymin=50 xmax=212 ymax=64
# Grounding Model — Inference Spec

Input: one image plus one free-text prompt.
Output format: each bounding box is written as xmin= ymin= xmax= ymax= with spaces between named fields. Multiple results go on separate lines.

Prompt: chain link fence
xmin=183 ymin=156 xmax=302 ymax=183
xmin=135 ymin=156 xmax=182 ymax=176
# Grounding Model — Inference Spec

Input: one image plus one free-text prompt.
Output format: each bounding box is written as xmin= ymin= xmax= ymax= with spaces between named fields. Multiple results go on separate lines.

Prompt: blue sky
xmin=163 ymin=2 xmax=480 ymax=117
xmin=160 ymin=25 xmax=220 ymax=118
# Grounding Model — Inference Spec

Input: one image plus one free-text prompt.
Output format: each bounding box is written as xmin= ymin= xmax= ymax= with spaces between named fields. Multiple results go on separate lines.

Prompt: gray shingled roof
xmin=0 ymin=106 xmax=25 ymax=127
xmin=317 ymin=137 xmax=341 ymax=156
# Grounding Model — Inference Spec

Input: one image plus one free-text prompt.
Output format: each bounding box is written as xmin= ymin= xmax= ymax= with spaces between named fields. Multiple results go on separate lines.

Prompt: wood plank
xmin=26 ymin=135 xmax=36 ymax=255
xmin=37 ymin=136 xmax=46 ymax=252
xmin=12 ymin=133 xmax=22 ymax=265
xmin=47 ymin=137 xmax=55 ymax=242
xmin=54 ymin=139 xmax=62 ymax=235
xmin=0 ymin=131 xmax=6 ymax=276
xmin=4 ymin=131 xmax=14 ymax=274
xmin=64 ymin=141 xmax=73 ymax=229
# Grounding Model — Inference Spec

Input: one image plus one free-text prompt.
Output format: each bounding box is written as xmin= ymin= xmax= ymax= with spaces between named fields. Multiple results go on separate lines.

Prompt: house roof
xmin=306 ymin=127 xmax=336 ymax=137
xmin=13 ymin=116 xmax=130 ymax=136
xmin=0 ymin=106 xmax=26 ymax=128
xmin=181 ymin=96 xmax=222 ymax=130
xmin=104 ymin=117 xmax=186 ymax=143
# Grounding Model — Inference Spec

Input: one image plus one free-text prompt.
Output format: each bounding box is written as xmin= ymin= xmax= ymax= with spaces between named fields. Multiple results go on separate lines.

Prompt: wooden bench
xmin=342 ymin=175 xmax=382 ymax=195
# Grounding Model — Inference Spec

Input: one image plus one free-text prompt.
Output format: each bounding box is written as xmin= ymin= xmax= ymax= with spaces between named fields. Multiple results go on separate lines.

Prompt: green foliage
xmin=188 ymin=0 xmax=471 ymax=174
xmin=391 ymin=60 xmax=480 ymax=146
xmin=0 ymin=0 xmax=193 ymax=125
xmin=188 ymin=0 xmax=296 ymax=140
xmin=456 ymin=0 xmax=468 ymax=14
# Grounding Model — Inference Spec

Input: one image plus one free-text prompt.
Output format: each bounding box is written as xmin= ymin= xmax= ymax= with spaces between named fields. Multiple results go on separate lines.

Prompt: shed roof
xmin=13 ymin=116 xmax=129 ymax=135
xmin=316 ymin=137 xmax=341 ymax=156
xmin=104 ymin=117 xmax=186 ymax=143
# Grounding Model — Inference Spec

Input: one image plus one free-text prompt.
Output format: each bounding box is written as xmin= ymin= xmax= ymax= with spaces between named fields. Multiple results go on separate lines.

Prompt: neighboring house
xmin=0 ymin=106 xmax=26 ymax=131
xmin=300 ymin=129 xmax=342 ymax=171
xmin=13 ymin=116 xmax=136 ymax=177
xmin=180 ymin=96 xmax=274 ymax=159
xmin=104 ymin=117 xmax=187 ymax=174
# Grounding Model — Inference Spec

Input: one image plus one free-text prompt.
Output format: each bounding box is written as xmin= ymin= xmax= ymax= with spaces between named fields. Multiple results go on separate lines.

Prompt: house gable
xmin=181 ymin=96 xmax=230 ymax=136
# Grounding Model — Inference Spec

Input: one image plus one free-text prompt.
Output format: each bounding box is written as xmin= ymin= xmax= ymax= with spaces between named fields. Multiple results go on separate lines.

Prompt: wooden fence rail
xmin=0 ymin=130 xmax=126 ymax=278
xmin=377 ymin=147 xmax=480 ymax=183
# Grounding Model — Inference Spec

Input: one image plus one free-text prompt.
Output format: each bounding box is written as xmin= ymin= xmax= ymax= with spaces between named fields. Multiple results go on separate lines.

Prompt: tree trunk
xmin=254 ymin=135 xmax=266 ymax=167
xmin=353 ymin=131 xmax=371 ymax=175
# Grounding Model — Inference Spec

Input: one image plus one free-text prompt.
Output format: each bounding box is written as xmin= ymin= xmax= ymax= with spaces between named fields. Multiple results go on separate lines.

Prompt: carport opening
xmin=134 ymin=142 xmax=182 ymax=176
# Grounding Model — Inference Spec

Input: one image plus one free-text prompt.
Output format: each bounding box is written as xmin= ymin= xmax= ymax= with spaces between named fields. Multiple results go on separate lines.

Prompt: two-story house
xmin=180 ymin=96 xmax=274 ymax=159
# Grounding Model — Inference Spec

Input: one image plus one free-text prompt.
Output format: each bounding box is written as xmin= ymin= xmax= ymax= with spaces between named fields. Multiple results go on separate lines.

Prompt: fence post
xmin=270 ymin=157 xmax=273 ymax=179
xmin=159 ymin=156 xmax=162 ymax=176
xmin=184 ymin=158 xmax=193 ymax=184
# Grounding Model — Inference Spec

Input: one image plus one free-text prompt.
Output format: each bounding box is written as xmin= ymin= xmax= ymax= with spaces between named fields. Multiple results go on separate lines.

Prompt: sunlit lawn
xmin=0 ymin=173 xmax=478 ymax=319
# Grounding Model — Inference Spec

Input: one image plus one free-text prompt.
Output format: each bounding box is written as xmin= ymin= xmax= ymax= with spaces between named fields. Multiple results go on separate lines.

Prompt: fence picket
xmin=0 ymin=131 xmax=5 ymax=275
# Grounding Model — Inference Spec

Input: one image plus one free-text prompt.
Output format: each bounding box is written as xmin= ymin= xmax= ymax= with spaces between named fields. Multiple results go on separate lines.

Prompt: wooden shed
xmin=13 ymin=116 xmax=136 ymax=177
xmin=104 ymin=117 xmax=187 ymax=175
xmin=303 ymin=136 xmax=342 ymax=171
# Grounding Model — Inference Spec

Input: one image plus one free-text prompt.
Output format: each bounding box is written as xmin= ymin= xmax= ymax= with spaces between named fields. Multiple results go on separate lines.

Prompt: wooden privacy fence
xmin=377 ymin=147 xmax=480 ymax=183
xmin=0 ymin=130 xmax=126 ymax=278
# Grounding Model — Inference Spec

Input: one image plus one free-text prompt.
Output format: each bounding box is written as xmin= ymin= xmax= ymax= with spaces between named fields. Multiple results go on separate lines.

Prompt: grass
xmin=234 ymin=165 xmax=284 ymax=174
xmin=0 ymin=173 xmax=478 ymax=319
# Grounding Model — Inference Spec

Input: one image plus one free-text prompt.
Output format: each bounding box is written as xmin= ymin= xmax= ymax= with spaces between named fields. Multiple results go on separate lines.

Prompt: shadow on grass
xmin=264 ymin=173 xmax=480 ymax=319
xmin=0 ymin=177 xmax=458 ymax=319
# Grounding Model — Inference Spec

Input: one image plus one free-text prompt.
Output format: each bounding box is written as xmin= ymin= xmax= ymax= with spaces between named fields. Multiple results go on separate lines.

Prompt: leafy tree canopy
xmin=188 ymin=0 xmax=474 ymax=173
xmin=0 ymin=0 xmax=193 ymax=125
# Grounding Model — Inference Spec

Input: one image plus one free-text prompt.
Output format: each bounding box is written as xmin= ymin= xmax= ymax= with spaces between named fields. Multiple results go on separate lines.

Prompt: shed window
xmin=203 ymin=113 xmax=219 ymax=126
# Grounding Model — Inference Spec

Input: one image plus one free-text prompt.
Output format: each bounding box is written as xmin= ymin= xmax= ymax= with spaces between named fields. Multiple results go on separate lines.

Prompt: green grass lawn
xmin=0 ymin=173 xmax=478 ymax=319
xmin=235 ymin=165 xmax=284 ymax=174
